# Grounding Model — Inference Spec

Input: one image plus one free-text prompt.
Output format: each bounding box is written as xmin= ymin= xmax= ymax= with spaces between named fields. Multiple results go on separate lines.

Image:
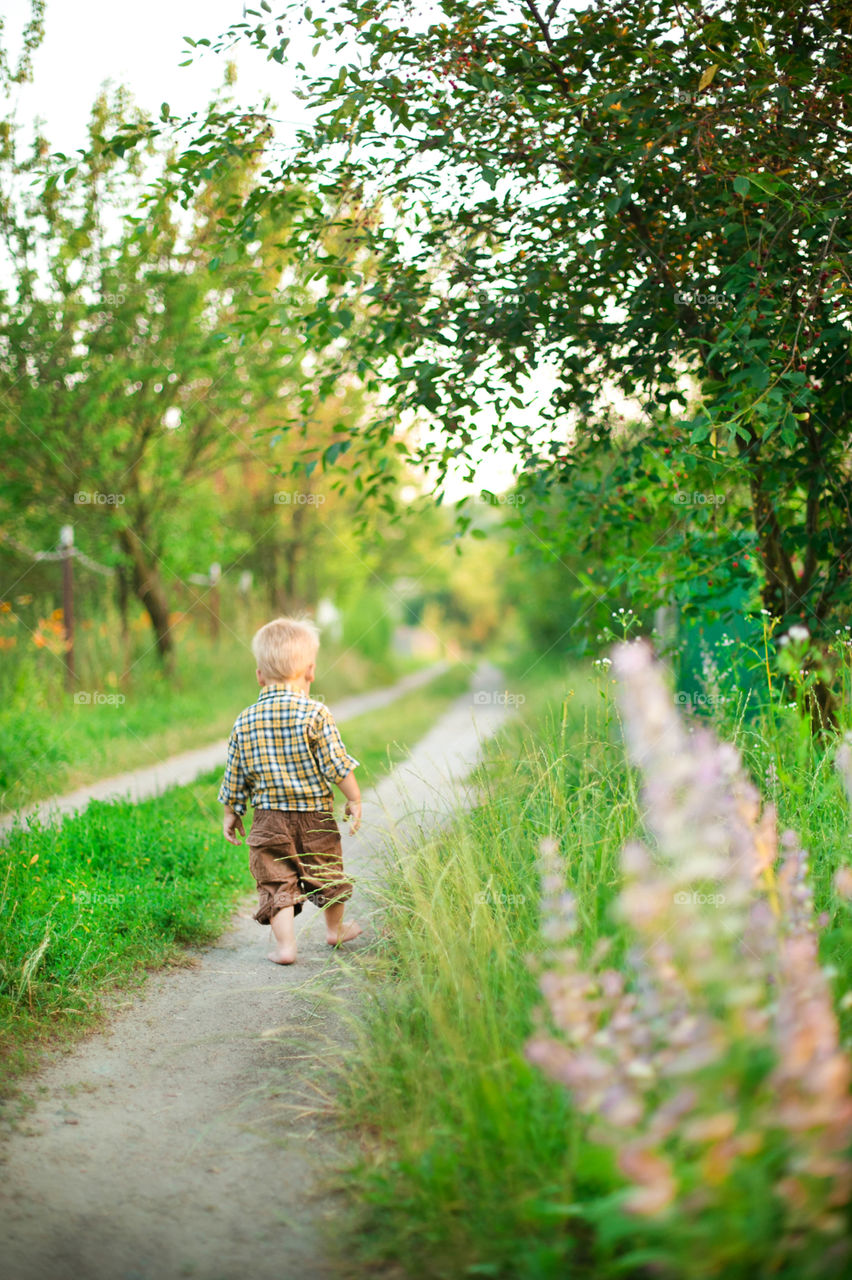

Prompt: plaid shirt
xmin=217 ymin=684 xmax=359 ymax=816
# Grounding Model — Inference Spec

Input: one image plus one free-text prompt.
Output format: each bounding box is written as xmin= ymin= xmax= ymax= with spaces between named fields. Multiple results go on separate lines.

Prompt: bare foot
xmin=267 ymin=946 xmax=298 ymax=965
xmin=326 ymin=920 xmax=363 ymax=947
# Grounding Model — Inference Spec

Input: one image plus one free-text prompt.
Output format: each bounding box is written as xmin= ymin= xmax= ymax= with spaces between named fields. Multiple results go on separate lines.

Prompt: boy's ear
xmin=256 ymin=667 xmax=266 ymax=686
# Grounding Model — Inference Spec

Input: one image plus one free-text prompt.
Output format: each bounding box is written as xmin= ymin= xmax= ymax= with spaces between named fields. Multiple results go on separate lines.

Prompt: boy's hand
xmin=223 ymin=809 xmax=246 ymax=845
xmin=344 ymin=799 xmax=362 ymax=835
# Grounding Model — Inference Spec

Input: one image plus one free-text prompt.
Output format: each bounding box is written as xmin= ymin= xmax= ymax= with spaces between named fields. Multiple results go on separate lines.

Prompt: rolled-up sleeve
xmin=309 ymin=707 xmax=359 ymax=784
xmin=217 ymin=726 xmax=250 ymax=815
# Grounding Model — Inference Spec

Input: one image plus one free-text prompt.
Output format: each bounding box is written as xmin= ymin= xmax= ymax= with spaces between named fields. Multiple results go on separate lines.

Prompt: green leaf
xmin=733 ymin=175 xmax=750 ymax=196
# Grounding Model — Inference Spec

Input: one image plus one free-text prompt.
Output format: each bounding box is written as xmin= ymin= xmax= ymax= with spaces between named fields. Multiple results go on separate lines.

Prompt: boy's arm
xmin=218 ymin=727 xmax=248 ymax=845
xmin=223 ymin=804 xmax=246 ymax=846
xmin=309 ymin=706 xmax=361 ymax=832
xmin=336 ymin=770 xmax=362 ymax=835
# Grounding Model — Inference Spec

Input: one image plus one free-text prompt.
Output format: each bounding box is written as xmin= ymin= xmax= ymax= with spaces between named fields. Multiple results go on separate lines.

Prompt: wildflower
xmin=619 ymin=1145 xmax=676 ymax=1215
xmin=527 ymin=639 xmax=852 ymax=1254
xmin=834 ymin=735 xmax=852 ymax=807
xmin=833 ymin=867 xmax=852 ymax=900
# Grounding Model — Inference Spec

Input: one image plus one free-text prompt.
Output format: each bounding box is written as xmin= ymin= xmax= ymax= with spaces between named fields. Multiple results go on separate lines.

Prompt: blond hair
xmin=251 ymin=616 xmax=320 ymax=681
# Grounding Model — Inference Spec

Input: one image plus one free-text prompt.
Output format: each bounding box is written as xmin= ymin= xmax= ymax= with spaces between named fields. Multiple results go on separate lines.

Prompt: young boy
xmin=218 ymin=616 xmax=363 ymax=965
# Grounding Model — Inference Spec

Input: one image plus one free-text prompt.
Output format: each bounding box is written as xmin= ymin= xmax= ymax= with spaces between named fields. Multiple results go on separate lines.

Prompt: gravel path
xmin=0 ymin=661 xmax=448 ymax=836
xmin=0 ymin=664 xmax=510 ymax=1280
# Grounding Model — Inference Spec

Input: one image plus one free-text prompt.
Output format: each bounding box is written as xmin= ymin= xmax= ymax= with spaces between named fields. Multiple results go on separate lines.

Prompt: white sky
xmin=2 ymin=1 xmax=628 ymax=502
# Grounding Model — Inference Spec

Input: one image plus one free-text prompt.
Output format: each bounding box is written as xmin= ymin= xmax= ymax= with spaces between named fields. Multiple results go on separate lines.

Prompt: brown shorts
xmin=247 ymin=808 xmax=353 ymax=924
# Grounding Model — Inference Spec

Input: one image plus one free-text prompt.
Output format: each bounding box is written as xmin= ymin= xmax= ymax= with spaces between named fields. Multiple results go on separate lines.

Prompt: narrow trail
xmin=0 ymin=661 xmax=449 ymax=836
xmin=0 ymin=664 xmax=510 ymax=1280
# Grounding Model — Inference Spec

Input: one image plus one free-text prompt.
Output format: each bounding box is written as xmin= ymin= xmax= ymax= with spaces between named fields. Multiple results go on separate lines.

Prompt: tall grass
xmin=332 ymin=661 xmax=852 ymax=1279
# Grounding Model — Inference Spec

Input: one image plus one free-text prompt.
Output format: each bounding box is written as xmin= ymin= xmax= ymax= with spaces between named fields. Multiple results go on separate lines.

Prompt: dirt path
xmin=0 ymin=664 xmax=510 ymax=1280
xmin=0 ymin=661 xmax=448 ymax=836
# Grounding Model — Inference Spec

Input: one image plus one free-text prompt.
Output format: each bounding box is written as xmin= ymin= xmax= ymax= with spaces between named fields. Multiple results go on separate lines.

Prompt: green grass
xmin=0 ymin=664 xmax=470 ymax=1100
xmin=330 ymin=662 xmax=852 ymax=1279
xmin=0 ymin=628 xmax=430 ymax=814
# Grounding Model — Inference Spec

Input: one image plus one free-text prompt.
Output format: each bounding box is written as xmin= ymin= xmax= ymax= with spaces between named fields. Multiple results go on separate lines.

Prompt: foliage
xmin=0 ymin=83 xmax=312 ymax=659
xmin=140 ymin=1 xmax=852 ymax=691
xmin=0 ymin=1 xmax=45 ymax=89
xmin=529 ymin=641 xmax=852 ymax=1276
xmin=331 ymin=658 xmax=852 ymax=1278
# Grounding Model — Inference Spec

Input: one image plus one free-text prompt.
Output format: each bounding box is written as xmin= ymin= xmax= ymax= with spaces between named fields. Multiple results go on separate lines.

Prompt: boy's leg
xmin=323 ymin=899 xmax=363 ymax=947
xmin=248 ymin=818 xmax=304 ymax=964
xmin=268 ymin=904 xmax=297 ymax=965
xmin=295 ymin=812 xmax=362 ymax=946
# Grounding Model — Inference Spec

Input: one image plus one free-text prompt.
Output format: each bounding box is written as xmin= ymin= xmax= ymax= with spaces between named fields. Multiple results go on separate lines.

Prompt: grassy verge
xmin=0 ymin=629 xmax=429 ymax=814
xmin=0 ymin=665 xmax=469 ymax=1101
xmin=332 ymin=662 xmax=852 ymax=1279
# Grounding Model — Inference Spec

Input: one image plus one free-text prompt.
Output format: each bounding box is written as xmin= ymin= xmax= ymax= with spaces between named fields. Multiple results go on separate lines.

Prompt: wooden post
xmin=209 ymin=562 xmax=221 ymax=643
xmin=60 ymin=524 xmax=76 ymax=691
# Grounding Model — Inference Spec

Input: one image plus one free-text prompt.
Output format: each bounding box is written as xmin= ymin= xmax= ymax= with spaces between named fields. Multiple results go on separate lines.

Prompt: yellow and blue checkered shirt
xmin=217 ymin=684 xmax=359 ymax=816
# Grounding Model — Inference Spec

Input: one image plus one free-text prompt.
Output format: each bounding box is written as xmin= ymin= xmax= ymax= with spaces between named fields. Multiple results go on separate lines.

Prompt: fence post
xmin=59 ymin=524 xmax=76 ymax=691
xmin=209 ymin=562 xmax=221 ymax=642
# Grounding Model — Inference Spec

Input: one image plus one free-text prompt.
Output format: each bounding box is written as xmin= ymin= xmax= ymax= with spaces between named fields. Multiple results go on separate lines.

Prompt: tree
xmin=161 ymin=0 xmax=852 ymax=707
xmin=0 ymin=86 xmax=307 ymax=663
xmin=0 ymin=1 xmax=45 ymax=90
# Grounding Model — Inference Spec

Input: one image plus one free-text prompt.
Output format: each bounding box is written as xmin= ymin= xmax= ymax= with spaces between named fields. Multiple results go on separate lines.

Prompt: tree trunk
xmin=118 ymin=526 xmax=175 ymax=670
xmin=116 ymin=563 xmax=133 ymax=681
xmin=747 ymin=464 xmax=837 ymax=729
xmin=281 ymin=499 xmax=307 ymax=613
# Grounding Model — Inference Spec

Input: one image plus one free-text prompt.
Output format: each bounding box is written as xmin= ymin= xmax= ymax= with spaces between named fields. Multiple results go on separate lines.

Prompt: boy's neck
xmin=284 ymin=676 xmax=312 ymax=694
xmin=259 ymin=672 xmax=312 ymax=695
